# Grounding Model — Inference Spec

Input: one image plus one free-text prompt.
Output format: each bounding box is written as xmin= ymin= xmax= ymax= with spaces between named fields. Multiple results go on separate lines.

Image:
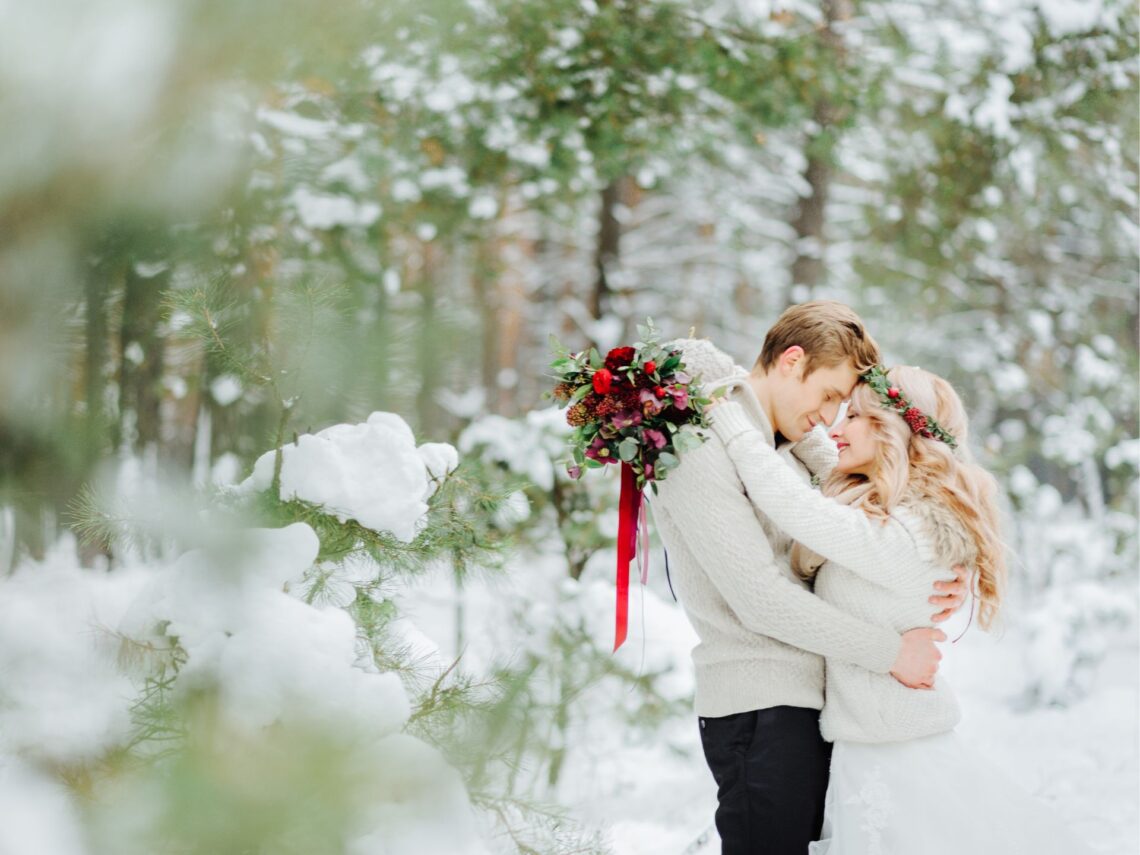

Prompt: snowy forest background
xmin=0 ymin=0 xmax=1136 ymax=852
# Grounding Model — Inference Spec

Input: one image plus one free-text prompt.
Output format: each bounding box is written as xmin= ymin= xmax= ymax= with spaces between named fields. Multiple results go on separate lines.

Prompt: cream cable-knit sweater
xmin=710 ymin=400 xmax=976 ymax=743
xmin=652 ymin=340 xmax=903 ymax=718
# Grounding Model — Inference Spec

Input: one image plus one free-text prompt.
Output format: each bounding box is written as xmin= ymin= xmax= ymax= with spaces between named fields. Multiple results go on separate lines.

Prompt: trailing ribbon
xmin=614 ymin=462 xmax=646 ymax=652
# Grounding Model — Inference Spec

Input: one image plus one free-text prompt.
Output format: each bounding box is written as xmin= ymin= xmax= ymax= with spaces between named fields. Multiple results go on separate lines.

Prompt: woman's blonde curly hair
xmin=792 ymin=365 xmax=1007 ymax=631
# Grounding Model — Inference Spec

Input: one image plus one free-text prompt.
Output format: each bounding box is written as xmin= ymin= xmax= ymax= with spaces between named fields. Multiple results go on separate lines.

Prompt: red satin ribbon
xmin=614 ymin=462 xmax=643 ymax=652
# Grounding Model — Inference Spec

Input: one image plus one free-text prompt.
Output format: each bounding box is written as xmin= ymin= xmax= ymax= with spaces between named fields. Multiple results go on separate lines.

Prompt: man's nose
xmin=820 ymin=402 xmax=839 ymax=427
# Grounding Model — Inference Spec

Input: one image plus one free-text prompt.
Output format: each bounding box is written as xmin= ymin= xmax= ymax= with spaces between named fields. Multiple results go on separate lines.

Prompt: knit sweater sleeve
xmin=710 ymin=402 xmax=929 ymax=592
xmin=656 ymin=435 xmax=903 ymax=674
xmin=789 ymin=426 xmax=838 ymax=481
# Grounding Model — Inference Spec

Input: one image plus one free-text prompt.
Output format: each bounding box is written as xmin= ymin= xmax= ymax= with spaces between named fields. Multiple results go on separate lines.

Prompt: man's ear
xmin=779 ymin=345 xmax=805 ymax=376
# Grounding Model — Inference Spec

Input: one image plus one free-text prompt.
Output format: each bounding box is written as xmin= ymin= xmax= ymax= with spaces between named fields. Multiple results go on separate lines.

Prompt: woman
xmin=706 ymin=364 xmax=1090 ymax=854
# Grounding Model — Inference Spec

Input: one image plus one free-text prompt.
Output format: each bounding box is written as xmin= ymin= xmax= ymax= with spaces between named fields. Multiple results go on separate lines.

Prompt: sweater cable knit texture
xmin=711 ymin=399 xmax=976 ymax=743
xmin=651 ymin=339 xmax=903 ymax=718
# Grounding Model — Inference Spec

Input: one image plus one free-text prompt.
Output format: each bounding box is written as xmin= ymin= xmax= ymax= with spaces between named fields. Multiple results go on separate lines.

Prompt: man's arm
xmin=655 ymin=437 xmax=941 ymax=679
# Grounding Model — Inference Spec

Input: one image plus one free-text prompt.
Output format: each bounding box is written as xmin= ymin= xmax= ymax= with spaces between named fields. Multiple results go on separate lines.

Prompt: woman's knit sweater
xmin=710 ymin=401 xmax=977 ymax=743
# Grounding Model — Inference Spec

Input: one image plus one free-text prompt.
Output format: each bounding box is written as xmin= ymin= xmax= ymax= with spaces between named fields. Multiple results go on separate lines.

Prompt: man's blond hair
xmin=753 ymin=300 xmax=880 ymax=378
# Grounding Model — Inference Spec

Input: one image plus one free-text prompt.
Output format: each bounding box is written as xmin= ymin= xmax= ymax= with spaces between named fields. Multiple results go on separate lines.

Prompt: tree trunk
xmin=787 ymin=0 xmax=852 ymax=301
xmin=589 ymin=177 xmax=627 ymax=333
xmin=83 ymin=263 xmax=110 ymax=460
xmin=471 ymin=239 xmax=501 ymax=414
xmin=119 ymin=264 xmax=169 ymax=452
xmin=788 ymin=148 xmax=831 ymax=297
xmin=414 ymin=244 xmax=443 ymax=434
xmin=79 ymin=261 xmax=112 ymax=566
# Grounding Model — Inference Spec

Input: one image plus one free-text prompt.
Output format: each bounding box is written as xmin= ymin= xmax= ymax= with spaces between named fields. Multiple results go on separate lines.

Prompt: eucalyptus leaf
xmin=674 ymin=431 xmax=703 ymax=452
xmin=549 ymin=333 xmax=569 ymax=358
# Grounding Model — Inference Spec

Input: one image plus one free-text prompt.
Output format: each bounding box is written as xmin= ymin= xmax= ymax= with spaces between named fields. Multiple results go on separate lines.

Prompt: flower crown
xmin=859 ymin=365 xmax=958 ymax=449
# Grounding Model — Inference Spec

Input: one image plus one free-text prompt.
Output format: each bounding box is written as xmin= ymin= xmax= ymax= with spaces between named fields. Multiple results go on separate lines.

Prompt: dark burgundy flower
xmin=584 ymin=434 xmax=616 ymax=464
xmin=611 ymin=409 xmax=643 ymax=429
xmin=605 ymin=346 xmax=636 ymax=372
xmin=580 ymin=392 xmax=603 ymax=416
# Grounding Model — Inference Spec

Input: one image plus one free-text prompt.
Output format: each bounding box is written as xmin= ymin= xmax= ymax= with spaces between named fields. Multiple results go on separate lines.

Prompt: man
xmin=652 ymin=301 xmax=967 ymax=854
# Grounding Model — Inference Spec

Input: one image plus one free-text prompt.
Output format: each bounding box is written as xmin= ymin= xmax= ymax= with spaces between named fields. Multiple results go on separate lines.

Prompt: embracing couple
xmin=653 ymin=301 xmax=1088 ymax=854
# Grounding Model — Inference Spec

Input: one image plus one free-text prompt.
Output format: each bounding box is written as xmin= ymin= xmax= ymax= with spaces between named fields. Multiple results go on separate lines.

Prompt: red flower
xmin=644 ymin=360 xmax=657 ymax=374
xmin=593 ymin=369 xmax=614 ymax=394
xmin=887 ymin=387 xmax=900 ymax=399
xmin=654 ymin=386 xmax=666 ymax=397
xmin=903 ymin=407 xmax=928 ymax=433
xmin=605 ymin=346 xmax=636 ymax=372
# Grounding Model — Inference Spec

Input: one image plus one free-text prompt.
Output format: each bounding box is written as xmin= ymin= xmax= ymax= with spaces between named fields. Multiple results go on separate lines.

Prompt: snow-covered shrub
xmin=2 ymin=411 xmax=606 ymax=855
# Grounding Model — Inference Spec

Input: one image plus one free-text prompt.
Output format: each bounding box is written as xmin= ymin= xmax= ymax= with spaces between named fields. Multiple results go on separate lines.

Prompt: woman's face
xmin=830 ymin=403 xmax=877 ymax=476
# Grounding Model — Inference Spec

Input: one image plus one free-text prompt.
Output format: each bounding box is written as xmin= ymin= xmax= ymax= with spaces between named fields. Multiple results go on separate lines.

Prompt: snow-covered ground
xmin=8 ymin=526 xmax=1134 ymax=854
xmin=1 ymin=404 xmax=1134 ymax=854
xmin=403 ymin=545 xmax=1139 ymax=855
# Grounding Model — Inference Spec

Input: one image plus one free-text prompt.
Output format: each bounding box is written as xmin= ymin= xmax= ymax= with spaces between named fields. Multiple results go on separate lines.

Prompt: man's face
xmin=770 ymin=352 xmax=860 ymax=442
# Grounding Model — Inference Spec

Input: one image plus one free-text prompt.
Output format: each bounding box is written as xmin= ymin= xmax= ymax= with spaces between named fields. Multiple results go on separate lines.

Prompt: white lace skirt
xmin=808 ymin=730 xmax=1091 ymax=855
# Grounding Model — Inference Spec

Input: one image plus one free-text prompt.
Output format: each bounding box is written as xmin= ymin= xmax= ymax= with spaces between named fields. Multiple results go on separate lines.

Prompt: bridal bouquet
xmin=549 ymin=320 xmax=713 ymax=649
xmin=549 ymin=320 xmax=711 ymax=487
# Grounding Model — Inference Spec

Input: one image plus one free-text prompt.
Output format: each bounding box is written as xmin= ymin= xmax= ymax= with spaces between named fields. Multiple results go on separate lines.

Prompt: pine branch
xmin=68 ymin=483 xmax=132 ymax=551
xmin=470 ymin=791 xmax=610 ymax=855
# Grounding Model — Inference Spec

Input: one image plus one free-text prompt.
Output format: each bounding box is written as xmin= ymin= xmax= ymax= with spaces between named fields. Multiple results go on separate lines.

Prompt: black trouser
xmin=698 ymin=705 xmax=832 ymax=855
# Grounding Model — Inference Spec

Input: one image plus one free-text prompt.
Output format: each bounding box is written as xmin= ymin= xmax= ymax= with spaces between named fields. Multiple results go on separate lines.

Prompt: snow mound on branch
xmin=240 ymin=412 xmax=458 ymax=542
xmin=118 ymin=523 xmax=410 ymax=735
xmin=0 ymin=540 xmax=148 ymax=764
xmin=1 ymin=522 xmax=492 ymax=854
